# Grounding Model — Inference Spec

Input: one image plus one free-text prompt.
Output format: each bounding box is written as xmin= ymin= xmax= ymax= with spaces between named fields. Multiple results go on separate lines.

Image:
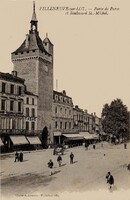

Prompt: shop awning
xmin=62 ymin=134 xmax=84 ymax=140
xmin=54 ymin=131 xmax=62 ymax=136
xmin=92 ymin=134 xmax=99 ymax=139
xmin=79 ymin=132 xmax=99 ymax=140
xmin=10 ymin=136 xmax=29 ymax=145
xmin=26 ymin=136 xmax=41 ymax=145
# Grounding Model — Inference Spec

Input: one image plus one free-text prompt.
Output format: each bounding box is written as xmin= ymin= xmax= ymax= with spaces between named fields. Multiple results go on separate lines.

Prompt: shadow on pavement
xmin=61 ymin=163 xmax=66 ymax=167
xmin=22 ymin=159 xmax=29 ymax=162
xmin=53 ymin=170 xmax=61 ymax=175
xmin=73 ymin=161 xmax=78 ymax=164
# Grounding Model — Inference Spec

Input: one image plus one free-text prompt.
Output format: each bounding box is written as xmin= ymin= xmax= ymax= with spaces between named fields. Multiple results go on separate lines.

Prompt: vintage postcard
xmin=0 ymin=0 xmax=130 ymax=200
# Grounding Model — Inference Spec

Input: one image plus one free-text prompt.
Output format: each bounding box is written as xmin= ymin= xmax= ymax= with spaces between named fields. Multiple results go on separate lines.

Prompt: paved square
xmin=1 ymin=142 xmax=130 ymax=199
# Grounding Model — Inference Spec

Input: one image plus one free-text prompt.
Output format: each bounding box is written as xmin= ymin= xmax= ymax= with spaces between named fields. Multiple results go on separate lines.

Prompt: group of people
xmin=48 ymin=152 xmax=74 ymax=176
xmin=14 ymin=151 xmax=23 ymax=162
xmin=48 ymin=152 xmax=115 ymax=190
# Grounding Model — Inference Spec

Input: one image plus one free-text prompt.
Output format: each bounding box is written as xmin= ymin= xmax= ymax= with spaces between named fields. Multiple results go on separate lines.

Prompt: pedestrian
xmin=127 ymin=162 xmax=130 ymax=173
xmin=57 ymin=155 xmax=62 ymax=167
xmin=19 ymin=152 xmax=23 ymax=162
xmin=85 ymin=143 xmax=89 ymax=150
xmin=70 ymin=152 xmax=74 ymax=164
xmin=53 ymin=148 xmax=56 ymax=155
xmin=124 ymin=143 xmax=127 ymax=149
xmin=48 ymin=159 xmax=54 ymax=176
xmin=106 ymin=171 xmax=114 ymax=189
xmin=93 ymin=144 xmax=96 ymax=149
xmin=14 ymin=151 xmax=19 ymax=162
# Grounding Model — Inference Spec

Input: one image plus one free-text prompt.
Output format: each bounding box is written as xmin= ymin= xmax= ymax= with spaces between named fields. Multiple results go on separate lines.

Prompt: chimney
xmin=62 ymin=90 xmax=66 ymax=95
xmin=12 ymin=71 xmax=17 ymax=77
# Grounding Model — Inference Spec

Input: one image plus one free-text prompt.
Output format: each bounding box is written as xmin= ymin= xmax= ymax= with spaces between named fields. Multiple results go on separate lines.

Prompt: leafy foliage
xmin=101 ymin=99 xmax=129 ymax=139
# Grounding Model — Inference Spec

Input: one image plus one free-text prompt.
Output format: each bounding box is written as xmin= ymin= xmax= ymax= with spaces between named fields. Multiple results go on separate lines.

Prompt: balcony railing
xmin=0 ymin=129 xmax=41 ymax=136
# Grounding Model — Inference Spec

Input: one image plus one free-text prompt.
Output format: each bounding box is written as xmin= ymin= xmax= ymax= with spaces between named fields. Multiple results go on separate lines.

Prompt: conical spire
xmin=30 ymin=1 xmax=38 ymax=33
xmin=31 ymin=1 xmax=38 ymax=22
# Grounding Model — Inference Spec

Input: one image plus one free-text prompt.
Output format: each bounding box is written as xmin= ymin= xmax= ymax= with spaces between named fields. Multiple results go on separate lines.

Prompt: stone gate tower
xmin=11 ymin=2 xmax=53 ymax=141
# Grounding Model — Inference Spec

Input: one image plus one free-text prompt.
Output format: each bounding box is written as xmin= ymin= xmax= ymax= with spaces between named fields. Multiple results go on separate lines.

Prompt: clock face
xmin=44 ymin=65 xmax=48 ymax=72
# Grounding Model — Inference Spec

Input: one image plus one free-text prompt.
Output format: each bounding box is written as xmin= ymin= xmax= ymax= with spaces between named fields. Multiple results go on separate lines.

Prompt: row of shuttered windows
xmin=25 ymin=121 xmax=35 ymax=131
xmin=55 ymin=121 xmax=72 ymax=130
xmin=1 ymin=82 xmax=23 ymax=95
xmin=0 ymin=117 xmax=23 ymax=129
xmin=1 ymin=99 xmax=22 ymax=113
xmin=0 ymin=118 xmax=35 ymax=131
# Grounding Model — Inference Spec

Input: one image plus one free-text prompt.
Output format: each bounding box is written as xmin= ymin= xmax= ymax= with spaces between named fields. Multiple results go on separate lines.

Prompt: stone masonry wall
xmin=12 ymin=58 xmax=38 ymax=95
xmin=37 ymin=58 xmax=53 ymax=141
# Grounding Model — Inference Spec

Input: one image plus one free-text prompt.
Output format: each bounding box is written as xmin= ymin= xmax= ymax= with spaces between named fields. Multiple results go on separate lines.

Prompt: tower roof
xmin=12 ymin=34 xmax=50 ymax=55
xmin=12 ymin=2 xmax=52 ymax=56
xmin=31 ymin=1 xmax=38 ymax=22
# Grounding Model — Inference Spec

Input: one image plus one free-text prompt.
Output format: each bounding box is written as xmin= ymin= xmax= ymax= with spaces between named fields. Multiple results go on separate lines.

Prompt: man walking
xmin=57 ymin=155 xmax=62 ymax=167
xmin=48 ymin=159 xmax=54 ymax=176
xmin=14 ymin=151 xmax=19 ymax=162
xmin=19 ymin=152 xmax=23 ymax=162
xmin=70 ymin=152 xmax=74 ymax=164
xmin=106 ymin=171 xmax=114 ymax=189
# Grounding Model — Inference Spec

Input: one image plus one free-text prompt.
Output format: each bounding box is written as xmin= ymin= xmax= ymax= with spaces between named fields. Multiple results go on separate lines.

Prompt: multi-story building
xmin=52 ymin=90 xmax=73 ymax=144
xmin=83 ymin=110 xmax=89 ymax=132
xmin=91 ymin=112 xmax=102 ymax=134
xmin=11 ymin=2 xmax=54 ymax=142
xmin=0 ymin=71 xmax=24 ymax=132
xmin=24 ymin=90 xmax=38 ymax=133
xmin=73 ymin=105 xmax=84 ymax=131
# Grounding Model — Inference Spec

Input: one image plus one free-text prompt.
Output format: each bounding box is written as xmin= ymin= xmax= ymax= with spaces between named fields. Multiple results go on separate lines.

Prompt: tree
xmin=101 ymin=99 xmax=129 ymax=140
xmin=42 ymin=126 xmax=48 ymax=148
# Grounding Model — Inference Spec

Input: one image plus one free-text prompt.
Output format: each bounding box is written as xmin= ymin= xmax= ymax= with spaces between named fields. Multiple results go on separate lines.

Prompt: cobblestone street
xmin=1 ymin=142 xmax=130 ymax=200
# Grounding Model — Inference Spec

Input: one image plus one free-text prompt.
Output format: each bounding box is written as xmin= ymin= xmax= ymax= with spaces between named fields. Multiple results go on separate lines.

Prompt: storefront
xmin=79 ymin=132 xmax=99 ymax=144
xmin=9 ymin=135 xmax=29 ymax=150
xmin=53 ymin=131 xmax=62 ymax=145
xmin=62 ymin=134 xmax=84 ymax=147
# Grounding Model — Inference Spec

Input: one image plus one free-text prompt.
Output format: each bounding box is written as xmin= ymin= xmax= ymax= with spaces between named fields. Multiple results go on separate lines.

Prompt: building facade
xmin=73 ymin=105 xmax=84 ymax=131
xmin=24 ymin=90 xmax=38 ymax=133
xmin=0 ymin=71 xmax=24 ymax=132
xmin=52 ymin=90 xmax=74 ymax=144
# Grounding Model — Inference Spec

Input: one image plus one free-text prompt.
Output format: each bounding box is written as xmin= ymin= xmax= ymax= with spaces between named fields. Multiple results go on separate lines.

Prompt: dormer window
xmin=55 ymin=95 xmax=58 ymax=101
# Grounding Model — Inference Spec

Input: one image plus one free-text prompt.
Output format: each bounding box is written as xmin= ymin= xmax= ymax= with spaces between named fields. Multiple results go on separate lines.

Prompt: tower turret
xmin=43 ymin=33 xmax=53 ymax=56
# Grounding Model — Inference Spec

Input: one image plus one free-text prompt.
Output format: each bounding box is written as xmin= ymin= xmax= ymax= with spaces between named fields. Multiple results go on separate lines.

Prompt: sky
xmin=0 ymin=0 xmax=130 ymax=117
